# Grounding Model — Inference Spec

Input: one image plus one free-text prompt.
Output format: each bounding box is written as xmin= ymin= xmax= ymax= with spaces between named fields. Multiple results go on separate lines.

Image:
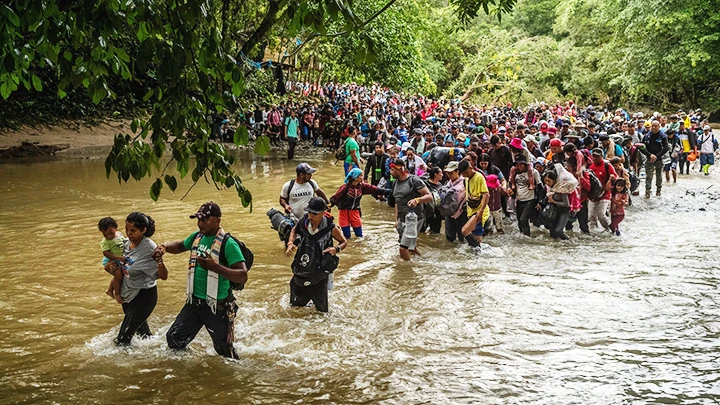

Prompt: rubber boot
xmin=352 ymin=226 xmax=363 ymax=237
xmin=464 ymin=234 xmax=480 ymax=247
xmin=341 ymin=226 xmax=352 ymax=239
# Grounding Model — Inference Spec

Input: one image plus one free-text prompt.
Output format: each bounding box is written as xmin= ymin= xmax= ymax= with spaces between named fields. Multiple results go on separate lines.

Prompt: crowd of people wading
xmin=100 ymin=81 xmax=718 ymax=357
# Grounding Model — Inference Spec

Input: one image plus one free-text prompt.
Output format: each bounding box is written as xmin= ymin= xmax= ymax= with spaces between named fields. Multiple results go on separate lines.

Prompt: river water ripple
xmin=0 ymin=151 xmax=718 ymax=404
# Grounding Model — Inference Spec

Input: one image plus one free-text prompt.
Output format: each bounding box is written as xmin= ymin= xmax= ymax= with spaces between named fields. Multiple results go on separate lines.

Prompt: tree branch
xmin=283 ymin=0 xmax=399 ymax=61
xmin=180 ymin=179 xmax=198 ymax=200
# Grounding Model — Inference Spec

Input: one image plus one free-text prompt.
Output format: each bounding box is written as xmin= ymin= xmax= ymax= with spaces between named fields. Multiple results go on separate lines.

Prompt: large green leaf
xmin=254 ymin=135 xmax=271 ymax=156
xmin=233 ymin=125 xmax=249 ymax=146
xmin=31 ymin=74 xmax=42 ymax=91
xmin=4 ymin=6 xmax=20 ymax=27
xmin=164 ymin=175 xmax=178 ymax=192
xmin=150 ymin=178 xmax=163 ymax=201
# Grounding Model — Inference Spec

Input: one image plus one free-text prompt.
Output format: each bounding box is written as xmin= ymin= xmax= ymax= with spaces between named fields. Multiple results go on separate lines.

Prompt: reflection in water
xmin=0 ymin=151 xmax=719 ymax=403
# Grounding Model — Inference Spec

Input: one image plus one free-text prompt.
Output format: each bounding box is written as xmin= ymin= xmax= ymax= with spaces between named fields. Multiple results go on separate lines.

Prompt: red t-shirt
xmin=588 ymin=160 xmax=617 ymax=200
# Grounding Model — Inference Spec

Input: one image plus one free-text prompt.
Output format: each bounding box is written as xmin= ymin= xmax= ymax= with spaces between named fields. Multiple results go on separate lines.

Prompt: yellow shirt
xmin=465 ymin=172 xmax=490 ymax=224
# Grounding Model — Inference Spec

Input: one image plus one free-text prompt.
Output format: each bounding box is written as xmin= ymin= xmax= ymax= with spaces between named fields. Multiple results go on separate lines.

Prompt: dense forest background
xmin=2 ymin=0 xmax=719 ymax=127
xmin=300 ymin=0 xmax=720 ymax=113
xmin=1 ymin=0 xmax=718 ymax=200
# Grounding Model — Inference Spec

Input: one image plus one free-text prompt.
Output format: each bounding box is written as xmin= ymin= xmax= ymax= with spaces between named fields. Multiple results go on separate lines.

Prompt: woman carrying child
xmin=541 ymin=164 xmax=579 ymax=240
xmin=329 ymin=168 xmax=391 ymax=238
xmin=508 ymin=155 xmax=542 ymax=236
xmin=114 ymin=212 xmax=168 ymax=346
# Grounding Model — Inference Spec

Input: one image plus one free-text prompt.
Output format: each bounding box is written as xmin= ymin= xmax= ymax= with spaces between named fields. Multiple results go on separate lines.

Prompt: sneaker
xmin=615 ymin=229 xmax=621 ymax=236
xmin=645 ymin=190 xmax=651 ymax=199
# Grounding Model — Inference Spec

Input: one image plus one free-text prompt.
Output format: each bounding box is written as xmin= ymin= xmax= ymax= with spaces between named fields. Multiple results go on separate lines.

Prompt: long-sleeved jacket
xmin=329 ymin=182 xmax=387 ymax=210
xmin=640 ymin=131 xmax=669 ymax=158
xmin=364 ymin=153 xmax=390 ymax=185
xmin=679 ymin=128 xmax=697 ymax=151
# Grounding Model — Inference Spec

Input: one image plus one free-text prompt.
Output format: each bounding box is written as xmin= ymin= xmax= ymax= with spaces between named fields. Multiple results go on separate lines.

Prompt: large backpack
xmin=219 ymin=233 xmax=254 ymax=291
xmin=291 ymin=216 xmax=337 ymax=286
xmin=587 ymin=162 xmax=608 ymax=200
xmin=436 ymin=183 xmax=460 ymax=217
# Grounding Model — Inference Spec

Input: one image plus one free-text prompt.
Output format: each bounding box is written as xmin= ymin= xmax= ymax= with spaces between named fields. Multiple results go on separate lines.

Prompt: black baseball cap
xmin=190 ymin=201 xmax=221 ymax=220
xmin=304 ymin=197 xmax=327 ymax=214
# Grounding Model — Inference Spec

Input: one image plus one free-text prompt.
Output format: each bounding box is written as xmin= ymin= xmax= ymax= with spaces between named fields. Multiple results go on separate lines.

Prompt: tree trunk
xmin=240 ymin=0 xmax=282 ymax=58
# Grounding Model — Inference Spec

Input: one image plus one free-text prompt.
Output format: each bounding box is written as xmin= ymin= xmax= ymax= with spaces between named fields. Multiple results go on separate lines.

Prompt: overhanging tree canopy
xmin=0 ymin=0 xmax=514 ymax=205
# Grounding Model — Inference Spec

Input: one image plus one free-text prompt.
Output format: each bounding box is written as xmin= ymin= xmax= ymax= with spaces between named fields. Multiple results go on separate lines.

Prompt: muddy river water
xmin=0 ymin=149 xmax=719 ymax=404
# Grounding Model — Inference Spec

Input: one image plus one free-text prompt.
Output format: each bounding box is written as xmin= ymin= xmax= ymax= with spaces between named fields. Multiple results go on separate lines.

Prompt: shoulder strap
xmin=284 ymin=179 xmax=295 ymax=200
xmin=303 ymin=218 xmax=335 ymax=241
xmin=219 ymin=233 xmax=232 ymax=267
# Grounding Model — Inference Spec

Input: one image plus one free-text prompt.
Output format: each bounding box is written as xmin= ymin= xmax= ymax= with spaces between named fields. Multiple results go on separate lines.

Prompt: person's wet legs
xmin=166 ymin=303 xmax=204 ymax=351
xmin=287 ymin=137 xmax=297 ymax=160
xmin=115 ymin=286 xmax=158 ymax=345
xmin=516 ymin=199 xmax=534 ymax=236
xmin=551 ymin=208 xmax=570 ymax=239
xmin=578 ymin=200 xmax=590 ymax=233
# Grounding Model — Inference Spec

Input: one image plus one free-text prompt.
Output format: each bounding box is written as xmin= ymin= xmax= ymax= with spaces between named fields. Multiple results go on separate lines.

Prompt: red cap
xmin=540 ymin=122 xmax=549 ymax=131
xmin=549 ymin=138 xmax=564 ymax=147
xmin=547 ymin=127 xmax=558 ymax=135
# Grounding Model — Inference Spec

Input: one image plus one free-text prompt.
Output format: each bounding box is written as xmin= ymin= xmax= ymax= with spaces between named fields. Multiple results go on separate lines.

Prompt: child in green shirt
xmin=98 ymin=217 xmax=126 ymax=304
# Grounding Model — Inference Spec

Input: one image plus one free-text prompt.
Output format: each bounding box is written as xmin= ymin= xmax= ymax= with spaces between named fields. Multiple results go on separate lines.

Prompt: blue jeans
xmin=344 ymin=162 xmax=358 ymax=176
xmin=700 ymin=153 xmax=715 ymax=166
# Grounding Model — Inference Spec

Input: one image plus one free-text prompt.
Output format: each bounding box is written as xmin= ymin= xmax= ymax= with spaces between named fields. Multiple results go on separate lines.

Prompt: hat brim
xmin=304 ymin=207 xmax=325 ymax=214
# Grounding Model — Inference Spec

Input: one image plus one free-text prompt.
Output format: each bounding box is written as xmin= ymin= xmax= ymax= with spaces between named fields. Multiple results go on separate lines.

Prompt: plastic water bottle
xmin=404 ymin=211 xmax=418 ymax=239
xmin=327 ymin=273 xmax=334 ymax=290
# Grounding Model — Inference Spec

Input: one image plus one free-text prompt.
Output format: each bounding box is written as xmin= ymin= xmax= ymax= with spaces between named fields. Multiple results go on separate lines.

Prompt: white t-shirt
xmin=280 ymin=179 xmax=319 ymax=218
xmin=402 ymin=155 xmax=426 ymax=175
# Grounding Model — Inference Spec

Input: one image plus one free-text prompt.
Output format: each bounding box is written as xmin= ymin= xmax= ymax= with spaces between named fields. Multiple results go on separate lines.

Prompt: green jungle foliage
xmin=1 ymin=0 xmax=718 ymax=202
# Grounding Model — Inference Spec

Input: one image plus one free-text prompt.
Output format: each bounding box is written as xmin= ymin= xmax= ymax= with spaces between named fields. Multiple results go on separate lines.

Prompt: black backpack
xmin=335 ymin=138 xmax=348 ymax=161
xmin=219 ymin=233 xmax=254 ymax=291
xmin=291 ymin=216 xmax=337 ymax=286
xmin=587 ymin=162 xmax=608 ymax=200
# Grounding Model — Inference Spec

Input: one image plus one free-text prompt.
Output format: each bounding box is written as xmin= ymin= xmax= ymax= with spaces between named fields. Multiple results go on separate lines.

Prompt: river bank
xmin=0 ymin=120 xmax=128 ymax=158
